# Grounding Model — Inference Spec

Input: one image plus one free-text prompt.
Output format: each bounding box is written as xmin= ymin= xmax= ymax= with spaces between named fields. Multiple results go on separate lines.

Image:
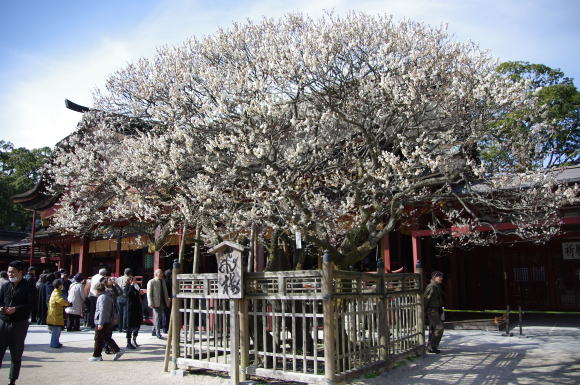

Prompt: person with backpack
xmin=89 ymin=282 xmax=124 ymax=361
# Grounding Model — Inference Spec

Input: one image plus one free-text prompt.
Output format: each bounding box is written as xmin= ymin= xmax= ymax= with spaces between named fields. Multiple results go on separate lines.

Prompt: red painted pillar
xmin=412 ymin=234 xmax=422 ymax=272
xmin=115 ymin=231 xmax=122 ymax=276
xmin=78 ymin=237 xmax=91 ymax=275
xmin=153 ymin=250 xmax=161 ymax=272
xmin=412 ymin=233 xmax=424 ymax=287
xmin=29 ymin=210 xmax=36 ymax=267
xmin=382 ymin=233 xmax=391 ymax=273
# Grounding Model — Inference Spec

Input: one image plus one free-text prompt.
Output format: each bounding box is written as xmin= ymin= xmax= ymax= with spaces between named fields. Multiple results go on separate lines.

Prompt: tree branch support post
xmin=322 ymin=250 xmax=336 ymax=384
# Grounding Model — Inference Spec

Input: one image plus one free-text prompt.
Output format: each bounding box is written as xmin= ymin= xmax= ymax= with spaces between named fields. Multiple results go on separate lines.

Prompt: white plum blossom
xmin=46 ymin=13 xmax=577 ymax=267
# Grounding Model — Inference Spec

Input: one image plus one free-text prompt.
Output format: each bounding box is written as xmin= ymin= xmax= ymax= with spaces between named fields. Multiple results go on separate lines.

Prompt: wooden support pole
xmin=322 ymin=250 xmax=336 ymax=384
xmin=163 ymin=321 xmax=173 ymax=372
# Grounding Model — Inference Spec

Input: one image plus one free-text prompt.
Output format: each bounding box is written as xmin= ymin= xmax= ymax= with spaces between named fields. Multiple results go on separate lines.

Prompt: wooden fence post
xmin=322 ymin=250 xmax=336 ymax=384
xmin=416 ymin=275 xmax=426 ymax=351
xmin=230 ymin=299 xmax=240 ymax=385
xmin=239 ymin=298 xmax=249 ymax=381
xmin=378 ymin=273 xmax=389 ymax=361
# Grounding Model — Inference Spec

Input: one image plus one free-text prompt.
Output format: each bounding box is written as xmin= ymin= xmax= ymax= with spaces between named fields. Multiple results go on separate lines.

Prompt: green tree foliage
xmin=484 ymin=61 xmax=579 ymax=170
xmin=0 ymin=141 xmax=51 ymax=230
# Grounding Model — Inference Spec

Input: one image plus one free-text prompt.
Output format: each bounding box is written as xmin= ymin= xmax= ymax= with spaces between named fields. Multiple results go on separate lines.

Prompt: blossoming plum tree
xmin=47 ymin=13 xmax=577 ymax=268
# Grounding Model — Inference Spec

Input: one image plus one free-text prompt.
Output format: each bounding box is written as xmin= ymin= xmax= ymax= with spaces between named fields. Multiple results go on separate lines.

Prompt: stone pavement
xmin=353 ymin=323 xmax=580 ymax=385
xmin=1 ymin=320 xmax=579 ymax=385
xmin=1 ymin=324 xmax=229 ymax=385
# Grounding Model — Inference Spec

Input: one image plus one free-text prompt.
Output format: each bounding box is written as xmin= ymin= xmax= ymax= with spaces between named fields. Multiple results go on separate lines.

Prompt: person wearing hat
xmin=65 ymin=274 xmax=87 ymax=331
xmin=424 ymin=271 xmax=445 ymax=353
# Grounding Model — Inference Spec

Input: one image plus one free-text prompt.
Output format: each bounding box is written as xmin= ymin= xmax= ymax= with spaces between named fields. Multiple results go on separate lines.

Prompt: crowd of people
xmin=0 ymin=261 xmax=173 ymax=385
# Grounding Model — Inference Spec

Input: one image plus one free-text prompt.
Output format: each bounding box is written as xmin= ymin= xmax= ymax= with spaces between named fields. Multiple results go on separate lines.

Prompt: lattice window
xmin=513 ymin=268 xmax=529 ymax=282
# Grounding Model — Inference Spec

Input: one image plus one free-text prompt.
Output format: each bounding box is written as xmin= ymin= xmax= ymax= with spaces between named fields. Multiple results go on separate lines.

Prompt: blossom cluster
xmin=46 ymin=13 xmax=577 ymax=266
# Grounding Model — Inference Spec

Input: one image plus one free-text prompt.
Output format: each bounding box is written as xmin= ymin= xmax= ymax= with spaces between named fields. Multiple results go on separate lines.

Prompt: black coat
xmin=36 ymin=283 xmax=48 ymax=324
xmin=124 ymin=284 xmax=143 ymax=328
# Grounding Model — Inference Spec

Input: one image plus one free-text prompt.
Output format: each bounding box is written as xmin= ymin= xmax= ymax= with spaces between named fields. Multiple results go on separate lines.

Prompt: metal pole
xmin=505 ymin=305 xmax=511 ymax=336
xmin=518 ymin=305 xmax=523 ymax=336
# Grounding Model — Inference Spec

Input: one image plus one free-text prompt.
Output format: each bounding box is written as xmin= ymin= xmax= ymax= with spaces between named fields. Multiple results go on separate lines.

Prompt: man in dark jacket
xmin=0 ymin=260 xmax=35 ymax=385
xmin=23 ymin=267 xmax=37 ymax=323
xmin=424 ymin=271 xmax=445 ymax=354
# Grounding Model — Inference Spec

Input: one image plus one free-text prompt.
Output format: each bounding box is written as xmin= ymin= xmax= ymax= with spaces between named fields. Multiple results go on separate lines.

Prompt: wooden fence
xmin=174 ymin=263 xmax=425 ymax=384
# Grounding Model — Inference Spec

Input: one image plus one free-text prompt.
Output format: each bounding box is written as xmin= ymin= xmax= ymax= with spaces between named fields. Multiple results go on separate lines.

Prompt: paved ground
xmin=1 ymin=318 xmax=579 ymax=385
xmin=354 ymin=320 xmax=580 ymax=385
xmin=2 ymin=324 xmax=229 ymax=385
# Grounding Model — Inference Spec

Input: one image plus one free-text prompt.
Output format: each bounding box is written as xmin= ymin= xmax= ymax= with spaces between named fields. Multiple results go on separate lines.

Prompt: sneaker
xmin=113 ymin=350 xmax=125 ymax=361
xmin=427 ymin=347 xmax=441 ymax=354
xmin=88 ymin=356 xmax=103 ymax=361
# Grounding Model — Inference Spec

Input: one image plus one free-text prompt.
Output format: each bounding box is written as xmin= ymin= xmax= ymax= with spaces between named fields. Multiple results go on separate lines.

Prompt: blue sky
xmin=1 ymin=0 xmax=578 ymax=149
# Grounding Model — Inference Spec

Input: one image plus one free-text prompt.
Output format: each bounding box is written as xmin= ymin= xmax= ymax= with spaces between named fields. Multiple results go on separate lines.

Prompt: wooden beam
xmin=413 ymin=216 xmax=580 ymax=238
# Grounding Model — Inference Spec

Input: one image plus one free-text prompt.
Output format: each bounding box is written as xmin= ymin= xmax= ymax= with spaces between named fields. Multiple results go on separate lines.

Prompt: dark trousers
xmin=93 ymin=324 xmax=120 ymax=357
xmin=152 ymin=307 xmax=163 ymax=336
xmin=427 ymin=308 xmax=444 ymax=349
xmin=67 ymin=314 xmax=81 ymax=331
xmin=30 ymin=293 xmax=38 ymax=323
xmin=0 ymin=319 xmax=29 ymax=381
xmin=88 ymin=296 xmax=97 ymax=328
xmin=117 ymin=298 xmax=128 ymax=331
xmin=126 ymin=327 xmax=139 ymax=339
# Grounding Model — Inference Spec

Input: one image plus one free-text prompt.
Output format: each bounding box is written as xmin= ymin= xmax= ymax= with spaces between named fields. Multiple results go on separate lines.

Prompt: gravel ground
xmin=1 ymin=322 xmax=579 ymax=385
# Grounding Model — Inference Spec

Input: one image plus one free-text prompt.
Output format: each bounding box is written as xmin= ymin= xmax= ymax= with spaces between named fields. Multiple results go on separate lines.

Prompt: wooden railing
xmin=175 ymin=265 xmax=424 ymax=384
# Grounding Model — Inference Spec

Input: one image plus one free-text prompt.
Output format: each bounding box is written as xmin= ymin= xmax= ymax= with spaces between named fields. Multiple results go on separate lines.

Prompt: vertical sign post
xmin=208 ymin=241 xmax=245 ymax=385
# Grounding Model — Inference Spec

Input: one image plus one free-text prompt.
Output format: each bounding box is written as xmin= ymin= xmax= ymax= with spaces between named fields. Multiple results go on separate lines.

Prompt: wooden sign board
xmin=209 ymin=241 xmax=244 ymax=299
xmin=563 ymin=242 xmax=580 ymax=260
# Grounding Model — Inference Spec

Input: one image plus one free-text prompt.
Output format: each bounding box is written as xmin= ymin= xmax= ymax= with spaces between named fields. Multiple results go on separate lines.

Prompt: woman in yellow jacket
xmin=47 ymin=279 xmax=71 ymax=348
